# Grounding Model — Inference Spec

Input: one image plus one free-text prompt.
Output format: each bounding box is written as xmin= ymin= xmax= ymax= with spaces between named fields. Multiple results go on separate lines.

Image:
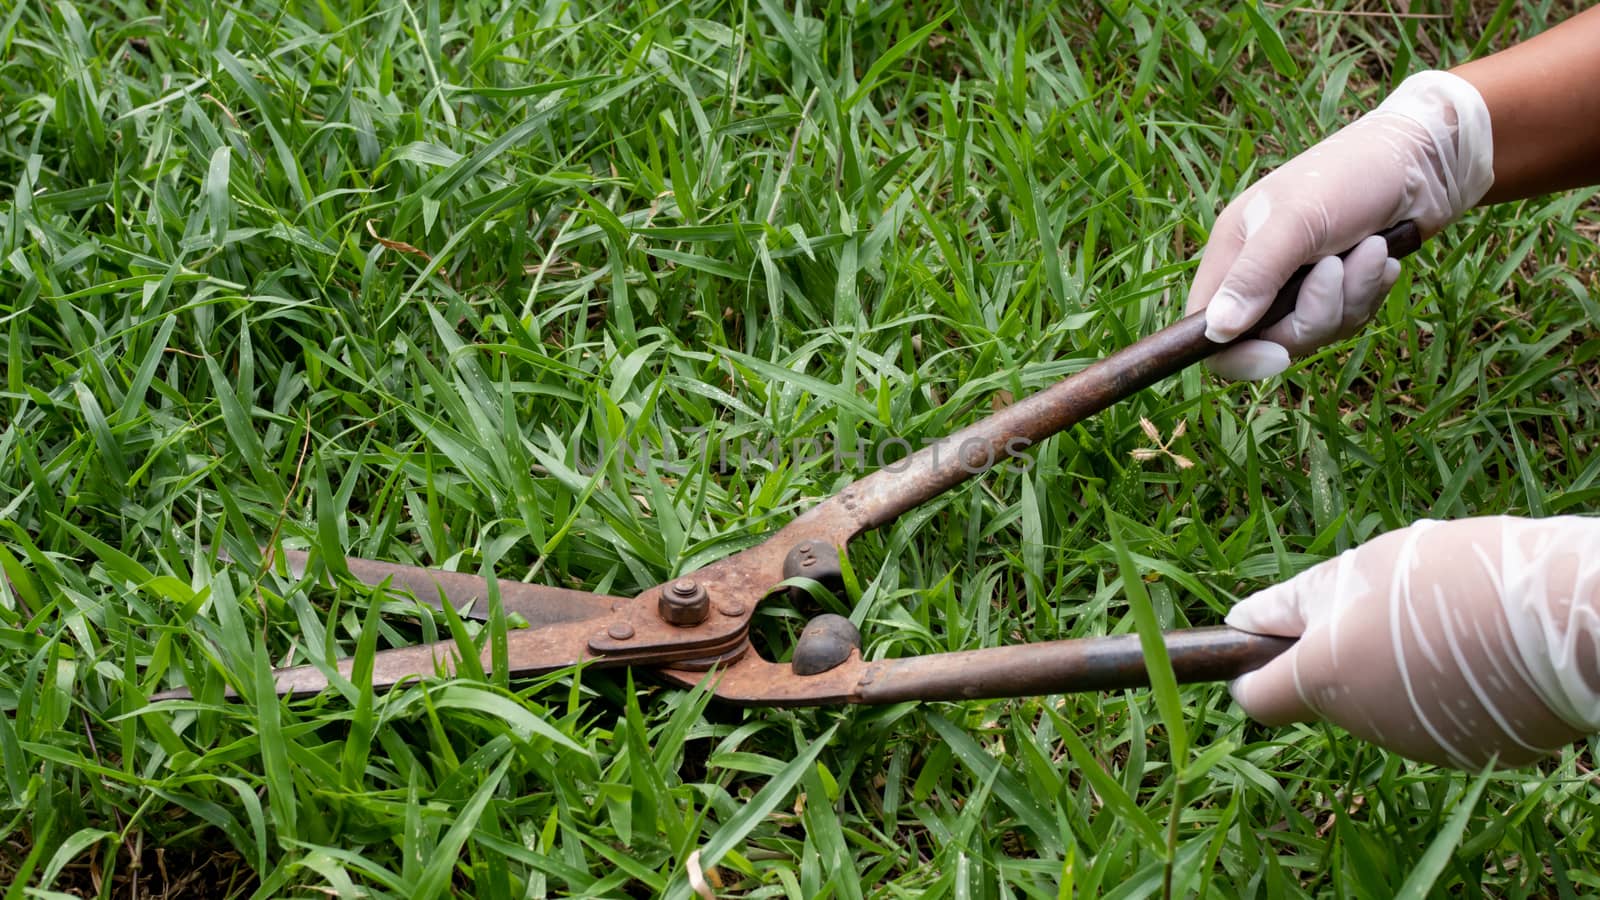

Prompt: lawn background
xmin=3 ymin=1 xmax=1599 ymax=896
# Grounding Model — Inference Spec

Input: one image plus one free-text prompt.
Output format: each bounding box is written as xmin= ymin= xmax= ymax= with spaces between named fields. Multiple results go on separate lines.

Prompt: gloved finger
xmin=1200 ymin=205 xmax=1324 ymax=343
xmin=1259 ymin=254 xmax=1344 ymax=354
xmin=1228 ymin=648 xmax=1317 ymax=726
xmin=1225 ymin=579 xmax=1313 ymax=638
xmin=1226 ymin=574 xmax=1330 ymax=723
xmin=1205 ymin=339 xmax=1291 ymax=381
xmin=1346 ymin=256 xmax=1402 ymax=336
xmin=1335 ymin=235 xmax=1397 ymax=338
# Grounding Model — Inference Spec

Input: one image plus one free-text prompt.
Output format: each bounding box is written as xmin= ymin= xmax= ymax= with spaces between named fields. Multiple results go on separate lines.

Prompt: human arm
xmin=1186 ymin=6 xmax=1600 ymax=380
xmin=1187 ymin=12 xmax=1600 ymax=766
xmin=1454 ymin=7 xmax=1600 ymax=204
xmin=1226 ymin=517 xmax=1600 ymax=769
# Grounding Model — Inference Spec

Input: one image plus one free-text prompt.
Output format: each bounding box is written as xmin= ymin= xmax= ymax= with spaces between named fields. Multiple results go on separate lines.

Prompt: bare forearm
xmin=1453 ymin=6 xmax=1600 ymax=205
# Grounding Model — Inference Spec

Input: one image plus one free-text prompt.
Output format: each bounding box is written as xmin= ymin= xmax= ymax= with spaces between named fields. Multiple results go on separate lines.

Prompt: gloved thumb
xmin=1202 ymin=212 xmax=1323 ymax=343
xmin=1225 ymin=578 xmax=1319 ymax=725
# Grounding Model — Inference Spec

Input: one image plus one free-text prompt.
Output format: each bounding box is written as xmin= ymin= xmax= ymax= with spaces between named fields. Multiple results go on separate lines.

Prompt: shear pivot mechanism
xmin=157 ymin=223 xmax=1422 ymax=707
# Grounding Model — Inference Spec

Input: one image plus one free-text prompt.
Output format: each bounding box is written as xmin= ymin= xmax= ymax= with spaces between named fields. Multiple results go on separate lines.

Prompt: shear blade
xmin=150 ymin=550 xmax=632 ymax=700
xmin=275 ymin=549 xmax=623 ymax=628
xmin=267 ymin=617 xmax=607 ymax=697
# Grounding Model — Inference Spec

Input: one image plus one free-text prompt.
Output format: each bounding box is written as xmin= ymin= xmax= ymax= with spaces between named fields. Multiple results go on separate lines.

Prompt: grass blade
xmin=1394 ymin=768 xmax=1494 ymax=900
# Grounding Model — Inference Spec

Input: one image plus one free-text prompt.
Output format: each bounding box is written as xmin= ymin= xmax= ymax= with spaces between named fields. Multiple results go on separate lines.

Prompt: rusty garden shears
xmin=164 ymin=223 xmax=1422 ymax=707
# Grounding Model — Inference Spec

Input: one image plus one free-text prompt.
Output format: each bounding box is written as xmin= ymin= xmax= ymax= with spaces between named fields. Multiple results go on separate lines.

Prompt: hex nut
xmin=660 ymin=579 xmax=710 ymax=626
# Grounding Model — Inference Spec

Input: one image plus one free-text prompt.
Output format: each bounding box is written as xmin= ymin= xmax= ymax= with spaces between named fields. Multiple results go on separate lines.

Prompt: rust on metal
xmin=275 ymin=549 xmax=620 ymax=630
xmin=790 ymin=614 xmax=862 ymax=676
xmin=659 ymin=579 xmax=710 ymax=626
xmin=187 ymin=224 xmax=1421 ymax=706
xmin=666 ymin=627 xmax=1293 ymax=707
xmin=851 ymin=627 xmax=1292 ymax=704
xmin=823 ymin=221 xmax=1422 ymax=536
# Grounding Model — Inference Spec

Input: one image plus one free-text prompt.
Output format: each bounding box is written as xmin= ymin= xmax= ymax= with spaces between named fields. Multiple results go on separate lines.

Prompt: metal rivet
xmin=718 ymin=600 xmax=746 ymax=617
xmin=607 ymin=623 xmax=635 ymax=641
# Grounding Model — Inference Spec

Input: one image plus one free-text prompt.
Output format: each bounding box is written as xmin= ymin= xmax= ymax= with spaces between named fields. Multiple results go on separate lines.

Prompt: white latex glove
xmin=1187 ymin=71 xmax=1495 ymax=380
xmin=1227 ymin=517 xmax=1600 ymax=769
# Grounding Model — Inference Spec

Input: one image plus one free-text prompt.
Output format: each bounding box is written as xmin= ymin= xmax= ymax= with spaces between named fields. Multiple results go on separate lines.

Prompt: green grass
xmin=3 ymin=0 xmax=1599 ymax=896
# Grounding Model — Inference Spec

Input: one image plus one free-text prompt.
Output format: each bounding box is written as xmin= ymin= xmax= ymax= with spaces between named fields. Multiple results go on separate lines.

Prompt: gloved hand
xmin=1187 ymin=71 xmax=1496 ymax=380
xmin=1226 ymin=516 xmax=1600 ymax=769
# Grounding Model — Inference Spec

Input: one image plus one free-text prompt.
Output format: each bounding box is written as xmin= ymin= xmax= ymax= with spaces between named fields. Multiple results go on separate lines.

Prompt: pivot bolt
xmin=660 ymin=578 xmax=710 ymax=626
